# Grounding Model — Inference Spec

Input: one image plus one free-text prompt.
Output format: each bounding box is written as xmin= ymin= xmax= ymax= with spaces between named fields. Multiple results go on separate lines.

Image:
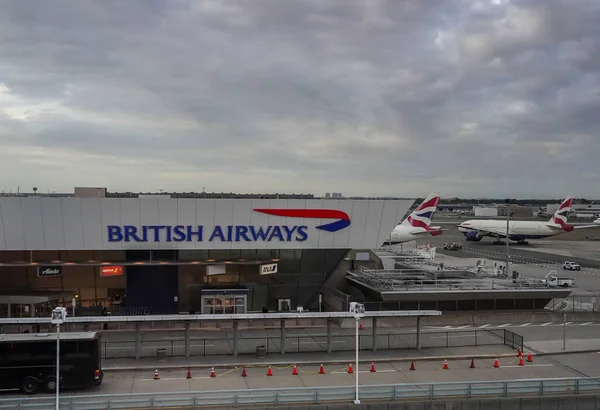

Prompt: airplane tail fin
xmin=547 ymin=196 xmax=574 ymax=232
xmin=401 ymin=192 xmax=441 ymax=229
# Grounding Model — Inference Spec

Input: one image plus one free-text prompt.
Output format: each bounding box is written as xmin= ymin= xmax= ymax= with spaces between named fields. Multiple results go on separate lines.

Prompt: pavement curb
xmin=102 ymin=351 xmax=525 ymax=372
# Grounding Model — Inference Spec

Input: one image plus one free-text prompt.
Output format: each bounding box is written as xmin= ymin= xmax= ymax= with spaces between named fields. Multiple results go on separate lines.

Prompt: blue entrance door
xmin=126 ymin=266 xmax=179 ymax=314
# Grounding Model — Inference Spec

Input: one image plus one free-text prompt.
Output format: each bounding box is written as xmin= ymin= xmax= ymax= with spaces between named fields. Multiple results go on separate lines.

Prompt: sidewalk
xmin=103 ymin=345 xmax=519 ymax=371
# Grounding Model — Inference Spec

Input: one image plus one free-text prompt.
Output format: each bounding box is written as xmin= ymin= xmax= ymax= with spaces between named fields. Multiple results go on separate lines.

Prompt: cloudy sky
xmin=1 ymin=0 xmax=600 ymax=199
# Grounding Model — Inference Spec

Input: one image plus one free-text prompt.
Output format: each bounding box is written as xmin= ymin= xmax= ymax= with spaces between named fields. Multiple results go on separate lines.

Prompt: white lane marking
xmin=358 ymin=369 xmax=396 ymax=373
xmin=479 ymin=324 xmax=491 ymax=328
xmin=541 ymin=322 xmax=553 ymax=326
xmin=332 ymin=369 xmax=396 ymax=374
xmin=565 ymin=322 xmax=573 ymax=326
xmin=503 ymin=364 xmax=553 ymax=368
xmin=457 ymin=325 xmax=471 ymax=329
xmin=140 ymin=377 xmax=210 ymax=381
xmin=519 ymin=323 xmax=532 ymax=327
xmin=497 ymin=324 xmax=511 ymax=328
xmin=580 ymin=322 xmax=593 ymax=326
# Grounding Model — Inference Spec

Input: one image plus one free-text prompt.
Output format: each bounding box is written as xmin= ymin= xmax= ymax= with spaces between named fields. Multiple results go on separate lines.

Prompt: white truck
xmin=563 ymin=261 xmax=581 ymax=271
xmin=541 ymin=271 xmax=574 ymax=288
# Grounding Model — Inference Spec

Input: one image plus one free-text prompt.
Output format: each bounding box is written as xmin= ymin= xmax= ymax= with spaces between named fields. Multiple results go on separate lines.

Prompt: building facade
xmin=0 ymin=197 xmax=413 ymax=317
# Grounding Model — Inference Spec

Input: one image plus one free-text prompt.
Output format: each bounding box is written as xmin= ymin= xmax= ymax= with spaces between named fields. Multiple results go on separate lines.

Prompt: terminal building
xmin=0 ymin=195 xmax=413 ymax=317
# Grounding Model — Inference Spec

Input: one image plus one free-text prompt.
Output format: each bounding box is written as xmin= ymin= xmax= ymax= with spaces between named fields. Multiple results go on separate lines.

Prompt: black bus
xmin=0 ymin=331 xmax=103 ymax=394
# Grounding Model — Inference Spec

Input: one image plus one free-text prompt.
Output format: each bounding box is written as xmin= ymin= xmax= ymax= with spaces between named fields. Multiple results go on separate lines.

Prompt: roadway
xmin=0 ymin=347 xmax=584 ymax=398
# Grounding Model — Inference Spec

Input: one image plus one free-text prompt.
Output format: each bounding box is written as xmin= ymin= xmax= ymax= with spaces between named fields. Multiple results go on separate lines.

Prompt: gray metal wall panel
xmin=100 ymin=199 xmax=122 ymax=250
xmin=40 ymin=197 xmax=65 ymax=250
xmin=0 ymin=197 xmax=415 ymax=251
xmin=21 ymin=198 xmax=45 ymax=250
xmin=211 ymin=199 xmax=234 ymax=249
xmin=3 ymin=198 xmax=27 ymax=249
xmin=81 ymin=198 xmax=103 ymax=250
xmin=361 ymin=200 xmax=385 ymax=249
xmin=62 ymin=199 xmax=84 ymax=250
xmin=248 ymin=198 xmax=271 ymax=250
xmin=157 ymin=198 xmax=178 ymax=250
xmin=139 ymin=198 xmax=160 ymax=250
xmin=120 ymin=198 xmax=141 ymax=250
xmin=346 ymin=200 xmax=369 ymax=249
xmin=0 ymin=201 xmax=9 ymax=250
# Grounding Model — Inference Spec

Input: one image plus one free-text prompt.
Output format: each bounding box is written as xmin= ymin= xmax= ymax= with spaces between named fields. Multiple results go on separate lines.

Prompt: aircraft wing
xmin=458 ymin=225 xmax=507 ymax=238
xmin=408 ymin=226 xmax=446 ymax=236
xmin=572 ymin=224 xmax=600 ymax=230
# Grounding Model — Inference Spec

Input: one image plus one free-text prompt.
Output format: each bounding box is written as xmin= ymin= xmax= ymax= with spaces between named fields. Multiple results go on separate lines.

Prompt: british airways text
xmin=107 ymin=225 xmax=309 ymax=243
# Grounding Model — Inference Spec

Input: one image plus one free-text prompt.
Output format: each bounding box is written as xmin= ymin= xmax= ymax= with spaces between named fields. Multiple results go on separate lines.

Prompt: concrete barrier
xmin=340 ymin=311 xmax=599 ymax=328
xmin=128 ymin=394 xmax=598 ymax=409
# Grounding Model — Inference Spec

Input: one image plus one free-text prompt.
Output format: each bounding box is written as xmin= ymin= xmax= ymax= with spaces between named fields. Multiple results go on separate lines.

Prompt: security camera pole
xmin=51 ymin=307 xmax=67 ymax=410
xmin=349 ymin=302 xmax=365 ymax=405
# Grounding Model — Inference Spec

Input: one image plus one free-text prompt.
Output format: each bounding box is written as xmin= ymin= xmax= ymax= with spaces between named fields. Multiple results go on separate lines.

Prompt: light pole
xmin=349 ymin=302 xmax=365 ymax=405
xmin=51 ymin=307 xmax=67 ymax=410
xmin=505 ymin=200 xmax=511 ymax=276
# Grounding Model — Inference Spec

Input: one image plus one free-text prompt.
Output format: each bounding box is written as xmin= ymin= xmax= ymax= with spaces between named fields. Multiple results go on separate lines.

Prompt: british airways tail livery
xmin=384 ymin=192 xmax=443 ymax=245
xmin=457 ymin=196 xmax=576 ymax=244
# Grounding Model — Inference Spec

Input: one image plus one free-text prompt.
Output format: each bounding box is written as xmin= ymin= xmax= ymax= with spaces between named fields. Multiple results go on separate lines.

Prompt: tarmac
xmin=422 ymin=219 xmax=600 ymax=270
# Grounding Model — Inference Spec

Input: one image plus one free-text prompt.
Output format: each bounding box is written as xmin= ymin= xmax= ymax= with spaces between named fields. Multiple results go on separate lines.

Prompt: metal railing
xmin=101 ymin=330 xmax=502 ymax=359
xmin=487 ymin=328 xmax=524 ymax=352
xmin=546 ymin=294 xmax=599 ymax=312
xmin=1 ymin=377 xmax=598 ymax=409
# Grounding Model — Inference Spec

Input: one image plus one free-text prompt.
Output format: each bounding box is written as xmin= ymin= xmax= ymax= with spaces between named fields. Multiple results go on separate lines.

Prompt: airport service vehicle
xmin=383 ymin=192 xmax=444 ymax=245
xmin=594 ymin=218 xmax=600 ymax=225
xmin=563 ymin=261 xmax=581 ymax=271
xmin=443 ymin=242 xmax=462 ymax=251
xmin=0 ymin=331 xmax=103 ymax=394
xmin=541 ymin=271 xmax=574 ymax=288
xmin=457 ymin=196 xmax=576 ymax=244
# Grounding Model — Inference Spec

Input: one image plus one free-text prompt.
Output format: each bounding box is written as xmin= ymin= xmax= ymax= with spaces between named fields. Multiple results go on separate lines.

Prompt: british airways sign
xmin=107 ymin=209 xmax=351 ymax=243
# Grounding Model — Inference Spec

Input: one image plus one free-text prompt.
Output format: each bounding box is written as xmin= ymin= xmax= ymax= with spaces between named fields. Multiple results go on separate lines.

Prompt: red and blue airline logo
xmin=254 ymin=209 xmax=351 ymax=232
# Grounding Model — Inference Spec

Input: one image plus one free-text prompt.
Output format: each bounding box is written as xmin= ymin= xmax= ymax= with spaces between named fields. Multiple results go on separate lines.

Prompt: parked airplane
xmin=457 ymin=196 xmax=576 ymax=244
xmin=383 ymin=193 xmax=443 ymax=245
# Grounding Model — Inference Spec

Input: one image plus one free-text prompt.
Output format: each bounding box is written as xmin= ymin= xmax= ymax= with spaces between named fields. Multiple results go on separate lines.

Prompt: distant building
xmin=74 ymin=187 xmax=107 ymax=198
xmin=473 ymin=207 xmax=498 ymax=217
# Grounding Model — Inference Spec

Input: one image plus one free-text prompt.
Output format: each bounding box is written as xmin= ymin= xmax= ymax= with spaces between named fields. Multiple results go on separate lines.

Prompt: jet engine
xmin=465 ymin=231 xmax=482 ymax=241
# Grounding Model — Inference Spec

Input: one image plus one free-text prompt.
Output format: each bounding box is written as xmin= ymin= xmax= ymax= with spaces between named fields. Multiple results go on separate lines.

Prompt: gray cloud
xmin=1 ymin=0 xmax=600 ymax=198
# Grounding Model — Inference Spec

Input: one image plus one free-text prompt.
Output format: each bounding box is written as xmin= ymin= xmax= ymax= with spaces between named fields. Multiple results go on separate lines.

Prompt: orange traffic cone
xmin=493 ymin=359 xmax=500 ymax=368
xmin=517 ymin=349 xmax=522 ymax=358
xmin=443 ymin=360 xmax=449 ymax=370
xmin=348 ymin=363 xmax=354 ymax=374
xmin=267 ymin=365 xmax=273 ymax=376
xmin=209 ymin=367 xmax=216 ymax=378
xmin=292 ymin=364 xmax=298 ymax=375
xmin=527 ymin=352 xmax=533 ymax=362
xmin=519 ymin=357 xmax=524 ymax=366
xmin=319 ymin=364 xmax=325 ymax=374
xmin=409 ymin=360 xmax=415 ymax=371
xmin=470 ymin=359 xmax=475 ymax=369
xmin=359 ymin=323 xmax=364 ymax=330
xmin=153 ymin=369 xmax=159 ymax=380
xmin=241 ymin=366 xmax=247 ymax=377
xmin=370 ymin=362 xmax=376 ymax=372
xmin=186 ymin=368 xmax=192 ymax=379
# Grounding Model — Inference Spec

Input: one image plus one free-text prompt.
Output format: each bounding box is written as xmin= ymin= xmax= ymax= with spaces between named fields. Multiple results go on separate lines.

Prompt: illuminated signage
xmin=260 ymin=263 xmax=278 ymax=275
xmin=100 ymin=266 xmax=124 ymax=277
xmin=38 ymin=266 xmax=62 ymax=277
